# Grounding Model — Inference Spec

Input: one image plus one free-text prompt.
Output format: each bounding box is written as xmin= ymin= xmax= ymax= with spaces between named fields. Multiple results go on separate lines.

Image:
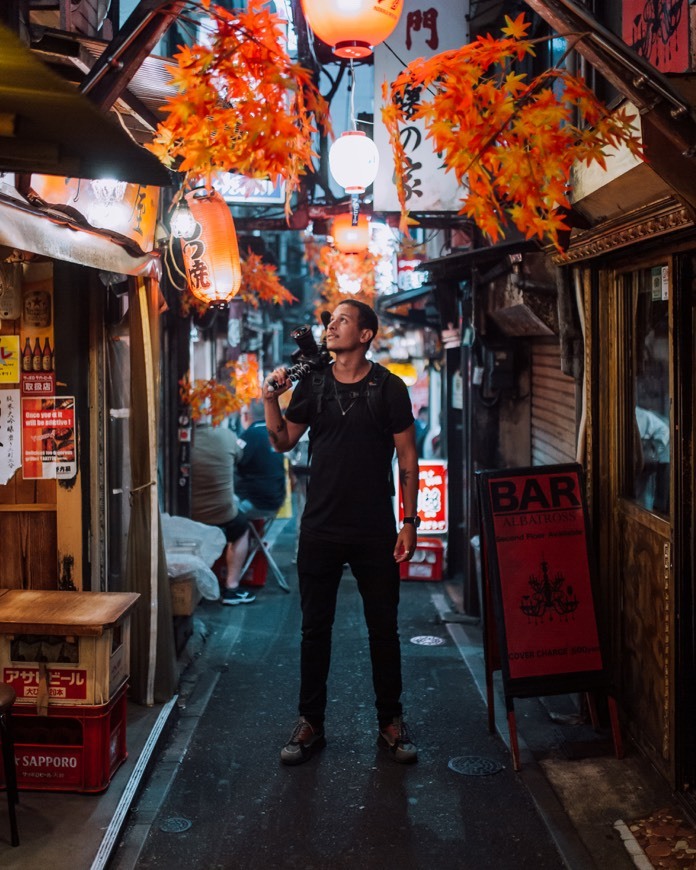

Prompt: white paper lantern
xmin=329 ymin=131 xmax=379 ymax=193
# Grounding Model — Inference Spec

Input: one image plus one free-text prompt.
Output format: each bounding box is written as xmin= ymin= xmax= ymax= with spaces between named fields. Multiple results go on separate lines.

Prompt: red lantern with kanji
xmin=180 ymin=188 xmax=242 ymax=305
xmin=301 ymin=0 xmax=404 ymax=59
xmin=331 ymin=212 xmax=370 ymax=253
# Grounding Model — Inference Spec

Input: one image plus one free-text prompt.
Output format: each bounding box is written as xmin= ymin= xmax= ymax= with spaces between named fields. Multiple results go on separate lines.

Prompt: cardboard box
xmin=170 ymin=573 xmax=202 ymax=616
xmin=1 ymin=619 xmax=131 ymax=707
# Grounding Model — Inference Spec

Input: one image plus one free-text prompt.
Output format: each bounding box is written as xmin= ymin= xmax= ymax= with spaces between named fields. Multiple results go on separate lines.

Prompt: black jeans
xmin=296 ymin=530 xmax=403 ymax=729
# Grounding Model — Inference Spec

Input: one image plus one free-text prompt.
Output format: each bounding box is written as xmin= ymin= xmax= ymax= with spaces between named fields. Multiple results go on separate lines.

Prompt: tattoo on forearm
xmin=268 ymin=420 xmax=286 ymax=446
xmin=399 ymin=468 xmax=411 ymax=487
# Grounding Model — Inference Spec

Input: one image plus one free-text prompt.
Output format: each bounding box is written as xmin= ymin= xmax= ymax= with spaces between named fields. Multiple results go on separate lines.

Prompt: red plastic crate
xmin=400 ymin=538 xmax=445 ymax=582
xmin=0 ymin=682 xmax=128 ymax=793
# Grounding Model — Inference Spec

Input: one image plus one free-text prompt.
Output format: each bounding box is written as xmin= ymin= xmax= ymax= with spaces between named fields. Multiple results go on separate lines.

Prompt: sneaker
xmin=378 ymin=716 xmax=418 ymax=764
xmin=280 ymin=716 xmax=326 ymax=765
xmin=221 ymin=589 xmax=256 ymax=606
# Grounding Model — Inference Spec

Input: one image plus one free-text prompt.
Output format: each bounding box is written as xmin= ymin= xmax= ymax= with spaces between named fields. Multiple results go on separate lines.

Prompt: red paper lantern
xmin=301 ymin=0 xmax=404 ymax=59
xmin=332 ymin=212 xmax=370 ymax=253
xmin=180 ymin=189 xmax=242 ymax=305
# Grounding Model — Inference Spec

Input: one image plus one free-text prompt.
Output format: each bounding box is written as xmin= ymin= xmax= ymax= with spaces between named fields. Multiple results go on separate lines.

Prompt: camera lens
xmin=291 ymin=325 xmax=318 ymax=356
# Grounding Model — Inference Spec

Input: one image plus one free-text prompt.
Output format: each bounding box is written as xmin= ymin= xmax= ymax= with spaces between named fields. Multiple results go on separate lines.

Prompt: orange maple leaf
xmin=501 ymin=13 xmax=531 ymax=40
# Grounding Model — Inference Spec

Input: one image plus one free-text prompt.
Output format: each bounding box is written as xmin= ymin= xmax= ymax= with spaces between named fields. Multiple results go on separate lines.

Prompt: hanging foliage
xmin=180 ymin=353 xmax=261 ymax=426
xmin=238 ymin=251 xmax=297 ymax=308
xmin=149 ymin=0 xmax=330 ymax=217
xmin=382 ymin=13 xmax=643 ymax=251
xmin=304 ymin=236 xmax=380 ymax=314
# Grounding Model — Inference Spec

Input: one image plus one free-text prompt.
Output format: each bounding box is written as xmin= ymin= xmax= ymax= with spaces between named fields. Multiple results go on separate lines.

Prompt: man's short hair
xmin=338 ymin=299 xmax=379 ymax=346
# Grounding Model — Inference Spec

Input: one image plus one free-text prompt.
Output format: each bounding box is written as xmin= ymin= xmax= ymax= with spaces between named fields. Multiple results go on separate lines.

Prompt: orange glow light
xmin=300 ymin=0 xmax=404 ymax=59
xmin=331 ymin=212 xmax=370 ymax=254
xmin=181 ymin=189 xmax=242 ymax=305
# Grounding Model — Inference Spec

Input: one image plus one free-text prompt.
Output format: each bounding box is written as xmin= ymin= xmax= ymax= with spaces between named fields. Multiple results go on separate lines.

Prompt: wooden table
xmin=0 ymin=589 xmax=140 ymax=637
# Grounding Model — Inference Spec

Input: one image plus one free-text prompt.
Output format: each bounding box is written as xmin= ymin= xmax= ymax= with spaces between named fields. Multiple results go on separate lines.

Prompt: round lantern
xmin=180 ymin=188 xmax=242 ymax=305
xmin=170 ymin=202 xmax=197 ymax=239
xmin=329 ymin=131 xmax=379 ymax=194
xmin=301 ymin=0 xmax=404 ymax=59
xmin=331 ymin=212 xmax=370 ymax=253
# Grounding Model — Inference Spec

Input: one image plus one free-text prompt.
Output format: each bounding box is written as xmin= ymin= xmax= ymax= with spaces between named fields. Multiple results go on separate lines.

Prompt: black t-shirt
xmin=285 ymin=364 xmax=413 ymax=542
xmin=235 ymin=421 xmax=286 ymax=511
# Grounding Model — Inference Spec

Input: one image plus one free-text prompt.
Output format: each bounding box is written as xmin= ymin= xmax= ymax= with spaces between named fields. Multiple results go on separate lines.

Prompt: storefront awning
xmin=415 ymin=239 xmax=540 ymax=281
xmin=0 ymin=23 xmax=173 ymax=186
xmin=0 ymin=187 xmax=160 ymax=277
xmin=525 ymin=0 xmax=696 ymax=210
xmin=379 ymin=239 xmax=540 ymax=329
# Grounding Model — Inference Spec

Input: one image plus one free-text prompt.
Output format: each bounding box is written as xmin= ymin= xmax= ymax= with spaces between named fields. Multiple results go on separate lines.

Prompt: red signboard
xmin=396 ymin=459 xmax=448 ymax=534
xmin=4 ymin=666 xmax=89 ymax=701
xmin=622 ymin=0 xmax=688 ymax=73
xmin=477 ymin=464 xmax=606 ymax=696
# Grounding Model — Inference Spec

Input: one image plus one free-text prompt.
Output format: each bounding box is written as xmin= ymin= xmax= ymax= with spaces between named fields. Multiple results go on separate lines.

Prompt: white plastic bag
xmin=161 ymin=513 xmax=226 ymax=601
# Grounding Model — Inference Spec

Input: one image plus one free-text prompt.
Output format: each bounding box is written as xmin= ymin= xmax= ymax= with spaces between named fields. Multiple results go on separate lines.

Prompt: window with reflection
xmin=625 ymin=266 xmax=670 ymax=514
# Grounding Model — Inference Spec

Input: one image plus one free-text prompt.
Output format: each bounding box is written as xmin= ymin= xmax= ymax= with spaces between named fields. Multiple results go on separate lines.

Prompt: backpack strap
xmin=310 ymin=368 xmax=328 ymax=416
xmin=364 ymin=362 xmax=393 ymax=437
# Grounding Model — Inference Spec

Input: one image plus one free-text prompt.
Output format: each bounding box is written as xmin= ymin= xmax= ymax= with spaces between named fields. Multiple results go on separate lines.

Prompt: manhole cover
xmin=410 ymin=635 xmax=446 ymax=646
xmin=159 ymin=817 xmax=192 ymax=833
xmin=448 ymin=756 xmax=503 ymax=776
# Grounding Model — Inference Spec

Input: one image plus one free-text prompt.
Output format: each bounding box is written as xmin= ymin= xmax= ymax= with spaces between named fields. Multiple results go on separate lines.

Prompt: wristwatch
xmin=402 ymin=516 xmax=421 ymax=528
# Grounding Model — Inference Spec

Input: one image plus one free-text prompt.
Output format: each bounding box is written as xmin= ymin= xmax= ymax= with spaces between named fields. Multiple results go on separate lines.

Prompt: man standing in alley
xmin=263 ymin=300 xmax=420 ymax=765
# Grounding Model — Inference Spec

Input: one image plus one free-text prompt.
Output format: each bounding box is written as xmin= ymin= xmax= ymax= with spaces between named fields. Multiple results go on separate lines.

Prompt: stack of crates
xmin=0 ymin=590 xmax=138 ymax=793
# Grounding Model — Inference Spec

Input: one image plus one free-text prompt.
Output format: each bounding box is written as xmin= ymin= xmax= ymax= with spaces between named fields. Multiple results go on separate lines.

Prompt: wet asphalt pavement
xmin=115 ymin=524 xmax=566 ymax=870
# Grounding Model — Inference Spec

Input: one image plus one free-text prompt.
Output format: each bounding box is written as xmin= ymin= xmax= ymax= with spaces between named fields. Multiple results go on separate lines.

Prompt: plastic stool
xmin=0 ymin=682 xmax=19 ymax=846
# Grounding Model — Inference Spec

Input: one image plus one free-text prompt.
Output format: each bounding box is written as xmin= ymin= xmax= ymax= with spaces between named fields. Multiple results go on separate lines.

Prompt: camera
xmin=267 ymin=323 xmax=332 ymax=392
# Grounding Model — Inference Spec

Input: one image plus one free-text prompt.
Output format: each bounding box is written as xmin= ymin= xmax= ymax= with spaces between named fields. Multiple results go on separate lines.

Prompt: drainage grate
xmin=410 ymin=635 xmax=446 ymax=646
xmin=448 ymin=756 xmax=504 ymax=776
xmin=159 ymin=817 xmax=193 ymax=833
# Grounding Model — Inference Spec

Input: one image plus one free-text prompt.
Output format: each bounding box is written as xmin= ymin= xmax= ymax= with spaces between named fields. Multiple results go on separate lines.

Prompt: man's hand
xmin=263 ymin=368 xmax=291 ymax=401
xmin=394 ymin=524 xmax=417 ymax=563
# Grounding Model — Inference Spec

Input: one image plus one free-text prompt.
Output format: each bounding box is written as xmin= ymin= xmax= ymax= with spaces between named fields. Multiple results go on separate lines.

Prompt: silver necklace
xmin=333 ymin=376 xmax=360 ymax=416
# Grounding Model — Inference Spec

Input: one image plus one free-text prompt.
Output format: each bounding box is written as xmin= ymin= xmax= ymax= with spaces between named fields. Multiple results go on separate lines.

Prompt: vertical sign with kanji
xmin=396 ymin=459 xmax=448 ymax=533
xmin=373 ymin=0 xmax=469 ymax=213
xmin=0 ymin=389 xmax=21 ymax=485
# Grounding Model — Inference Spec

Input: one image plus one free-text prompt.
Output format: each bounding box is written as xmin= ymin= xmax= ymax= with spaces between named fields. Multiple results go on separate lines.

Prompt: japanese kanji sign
xmin=373 ymin=0 xmax=469 ymax=213
xmin=396 ymin=459 xmax=448 ymax=533
xmin=0 ymin=389 xmax=21 ymax=485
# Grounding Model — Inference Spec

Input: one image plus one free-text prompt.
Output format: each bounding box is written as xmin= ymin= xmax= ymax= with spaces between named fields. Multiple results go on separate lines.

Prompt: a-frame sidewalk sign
xmin=476 ymin=463 xmax=623 ymax=771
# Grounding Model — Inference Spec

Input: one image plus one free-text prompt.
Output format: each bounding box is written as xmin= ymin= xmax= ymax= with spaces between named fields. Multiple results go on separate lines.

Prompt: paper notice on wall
xmin=21 ymin=396 xmax=76 ymax=480
xmin=0 ymin=389 xmax=21 ymax=485
xmin=0 ymin=336 xmax=20 ymax=384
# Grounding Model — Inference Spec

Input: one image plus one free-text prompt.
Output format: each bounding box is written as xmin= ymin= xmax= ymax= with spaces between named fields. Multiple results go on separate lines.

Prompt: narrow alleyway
xmin=111 ymin=523 xmax=566 ymax=870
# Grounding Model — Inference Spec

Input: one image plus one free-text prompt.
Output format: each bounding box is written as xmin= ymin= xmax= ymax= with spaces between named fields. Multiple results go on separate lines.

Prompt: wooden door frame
xmin=593 ymin=251 xmax=677 ymax=780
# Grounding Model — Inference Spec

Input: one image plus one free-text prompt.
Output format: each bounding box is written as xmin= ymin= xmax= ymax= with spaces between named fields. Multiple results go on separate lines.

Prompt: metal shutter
xmin=531 ymin=341 xmax=577 ymax=466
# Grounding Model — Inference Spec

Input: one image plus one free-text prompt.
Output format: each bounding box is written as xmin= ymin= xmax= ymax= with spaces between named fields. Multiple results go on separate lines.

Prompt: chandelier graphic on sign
xmin=519 ymin=558 xmax=579 ymax=622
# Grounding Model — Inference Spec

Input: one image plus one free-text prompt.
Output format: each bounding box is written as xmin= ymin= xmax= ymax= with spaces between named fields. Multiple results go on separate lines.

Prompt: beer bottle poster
xmin=477 ymin=464 xmax=606 ymax=696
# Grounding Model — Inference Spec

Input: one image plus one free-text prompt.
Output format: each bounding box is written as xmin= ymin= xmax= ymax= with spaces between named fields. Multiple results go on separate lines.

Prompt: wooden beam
xmin=80 ymin=0 xmax=187 ymax=111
